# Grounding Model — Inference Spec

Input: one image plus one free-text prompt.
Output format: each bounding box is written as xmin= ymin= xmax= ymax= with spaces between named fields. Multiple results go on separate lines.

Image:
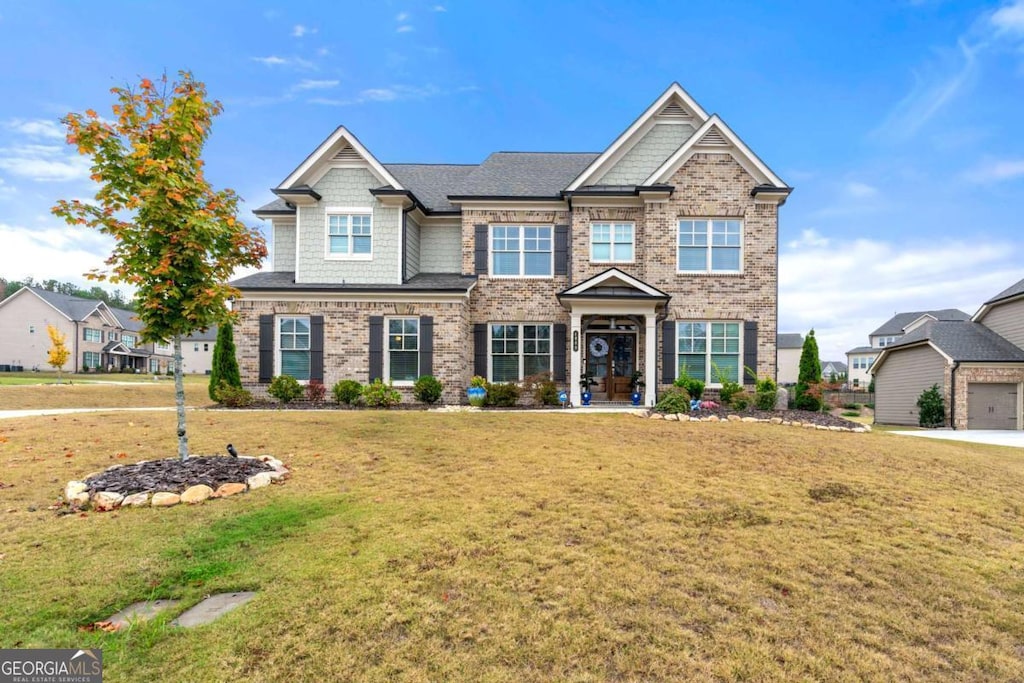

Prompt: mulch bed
xmin=687 ymin=407 xmax=863 ymax=429
xmin=85 ymin=457 xmax=273 ymax=495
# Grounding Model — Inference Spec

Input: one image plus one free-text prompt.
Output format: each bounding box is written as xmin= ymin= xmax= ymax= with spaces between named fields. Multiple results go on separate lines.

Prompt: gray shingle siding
xmin=405 ymin=213 xmax=421 ymax=280
xmin=597 ymin=123 xmax=695 ymax=185
xmin=272 ymin=222 xmax=296 ymax=272
xmin=420 ymin=225 xmax=462 ymax=273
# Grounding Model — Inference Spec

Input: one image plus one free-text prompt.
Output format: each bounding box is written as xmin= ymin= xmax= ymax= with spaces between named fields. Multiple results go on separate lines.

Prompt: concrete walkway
xmin=892 ymin=429 xmax=1024 ymax=448
xmin=0 ymin=407 xmax=178 ymax=420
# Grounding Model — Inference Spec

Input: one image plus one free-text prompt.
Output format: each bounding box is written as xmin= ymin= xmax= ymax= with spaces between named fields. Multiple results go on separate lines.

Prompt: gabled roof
xmin=276 ymin=126 xmax=404 ymax=193
xmin=253 ymin=197 xmax=296 ymax=218
xmin=565 ymin=83 xmax=710 ymax=191
xmin=777 ymin=333 xmax=803 ymax=349
xmin=845 ymin=345 xmax=877 ymax=355
xmin=821 ymin=361 xmax=848 ymax=373
xmin=875 ymin=321 xmax=1024 ymax=371
xmin=558 ymin=268 xmax=670 ymax=301
xmin=384 ymin=164 xmax=477 ymax=212
xmin=450 ymin=152 xmax=599 ymax=199
xmin=973 ymin=275 xmax=1024 ymax=322
xmin=4 ymin=287 xmax=140 ymax=330
xmin=869 ymin=309 xmax=970 ymax=337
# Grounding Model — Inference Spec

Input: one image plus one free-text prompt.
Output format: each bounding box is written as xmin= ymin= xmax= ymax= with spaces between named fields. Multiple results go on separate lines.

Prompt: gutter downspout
xmin=950 ymin=361 xmax=960 ymax=430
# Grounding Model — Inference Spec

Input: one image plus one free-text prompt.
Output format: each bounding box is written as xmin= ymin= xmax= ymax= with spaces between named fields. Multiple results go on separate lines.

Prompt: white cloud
xmin=962 ymin=158 xmax=1024 ymax=182
xmin=0 ymin=144 xmax=91 ymax=182
xmin=5 ymin=118 xmax=65 ymax=140
xmin=779 ymin=235 xmax=1021 ymax=360
xmin=291 ymin=24 xmax=316 ymax=38
xmin=397 ymin=25 xmax=414 ymax=33
xmin=991 ymin=0 xmax=1024 ymax=35
xmin=308 ymin=84 xmax=442 ymax=106
xmin=292 ymin=79 xmax=339 ymax=91
xmin=432 ymin=5 xmax=447 ymax=11
xmin=250 ymin=55 xmax=313 ymax=69
xmin=845 ymin=181 xmax=879 ymax=198
xmin=0 ymin=222 xmax=116 ymax=287
xmin=396 ymin=11 xmax=410 ymax=21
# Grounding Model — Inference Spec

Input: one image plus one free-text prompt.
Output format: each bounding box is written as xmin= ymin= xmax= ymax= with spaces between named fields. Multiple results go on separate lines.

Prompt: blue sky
xmin=1 ymin=0 xmax=1022 ymax=360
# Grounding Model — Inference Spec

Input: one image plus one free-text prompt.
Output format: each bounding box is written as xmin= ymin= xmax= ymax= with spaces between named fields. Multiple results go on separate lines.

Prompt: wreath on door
xmin=589 ymin=337 xmax=610 ymax=358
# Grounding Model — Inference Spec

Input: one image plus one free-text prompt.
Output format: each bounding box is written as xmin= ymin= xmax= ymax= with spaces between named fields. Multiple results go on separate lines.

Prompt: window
xmin=491 ymin=225 xmax=552 ymax=277
xmin=149 ymin=359 xmax=160 ymax=373
xmin=109 ymin=331 xmax=119 ymax=341
xmin=877 ymin=336 xmax=897 ymax=347
xmin=194 ymin=343 xmax=199 ymax=352
xmin=122 ymin=334 xmax=136 ymax=347
xmin=203 ymin=343 xmax=209 ymax=352
xmin=83 ymin=351 xmax=101 ymax=369
xmin=591 ymin=222 xmax=634 ymax=262
xmin=278 ymin=317 xmax=311 ymax=380
xmin=83 ymin=328 xmax=102 ymax=343
xmin=155 ymin=341 xmax=171 ymax=353
xmin=490 ymin=323 xmax=551 ymax=382
xmin=387 ymin=318 xmax=419 ymax=382
xmin=326 ymin=212 xmax=372 ymax=258
xmin=676 ymin=321 xmax=741 ymax=384
xmin=678 ymin=219 xmax=742 ymax=273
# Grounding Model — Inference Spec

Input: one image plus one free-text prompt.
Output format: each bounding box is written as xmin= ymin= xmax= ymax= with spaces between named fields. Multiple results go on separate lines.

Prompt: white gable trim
xmin=565 ymin=83 xmax=710 ymax=192
xmin=278 ymin=127 xmax=404 ymax=191
xmin=642 ymin=115 xmax=787 ymax=188
xmin=0 ymin=287 xmax=74 ymax=321
xmin=902 ymin=313 xmax=937 ymax=333
xmin=562 ymin=267 xmax=668 ymax=298
xmin=872 ymin=340 xmax=954 ymax=374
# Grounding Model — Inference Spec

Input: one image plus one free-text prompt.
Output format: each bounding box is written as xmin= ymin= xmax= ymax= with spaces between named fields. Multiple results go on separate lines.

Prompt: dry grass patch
xmin=0 ymin=379 xmax=209 ymax=410
xmin=2 ymin=411 xmax=1024 ymax=681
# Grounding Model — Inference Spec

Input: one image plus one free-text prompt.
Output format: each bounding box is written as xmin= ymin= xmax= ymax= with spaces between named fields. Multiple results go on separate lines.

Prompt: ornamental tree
xmin=46 ymin=325 xmax=70 ymax=383
xmin=52 ymin=72 xmax=267 ymax=460
xmin=209 ymin=321 xmax=242 ymax=401
xmin=795 ymin=328 xmax=823 ymax=411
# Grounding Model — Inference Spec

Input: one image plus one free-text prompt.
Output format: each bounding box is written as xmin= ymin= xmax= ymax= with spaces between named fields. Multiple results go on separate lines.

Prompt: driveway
xmin=891 ymin=429 xmax=1024 ymax=448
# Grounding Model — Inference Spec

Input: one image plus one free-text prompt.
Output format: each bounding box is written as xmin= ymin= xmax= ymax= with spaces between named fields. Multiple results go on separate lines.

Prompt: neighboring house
xmin=821 ymin=360 xmax=847 ymax=381
xmin=232 ymin=83 xmax=791 ymax=406
xmin=846 ymin=308 xmax=971 ymax=390
xmin=872 ymin=277 xmax=1024 ymax=429
xmin=180 ymin=327 xmax=217 ymax=375
xmin=777 ymin=333 xmax=803 ymax=385
xmin=0 ymin=287 xmax=172 ymax=373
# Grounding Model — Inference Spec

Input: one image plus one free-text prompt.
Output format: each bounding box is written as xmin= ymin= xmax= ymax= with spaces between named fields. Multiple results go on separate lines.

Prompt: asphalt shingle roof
xmin=888 ymin=320 xmax=1024 ymax=362
xmin=28 ymin=287 xmax=140 ymax=330
xmin=253 ymin=197 xmax=295 ymax=216
xmin=983 ymin=276 xmax=1024 ymax=305
xmin=845 ymin=345 xmax=876 ymax=354
xmin=453 ymin=152 xmax=600 ymax=197
xmin=232 ymin=271 xmax=477 ymax=292
xmin=869 ymin=309 xmax=971 ymax=337
xmin=777 ymin=333 xmax=803 ymax=349
xmin=383 ymin=164 xmax=476 ymax=212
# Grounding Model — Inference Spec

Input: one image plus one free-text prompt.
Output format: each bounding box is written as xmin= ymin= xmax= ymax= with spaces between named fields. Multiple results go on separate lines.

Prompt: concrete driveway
xmin=891 ymin=429 xmax=1024 ymax=448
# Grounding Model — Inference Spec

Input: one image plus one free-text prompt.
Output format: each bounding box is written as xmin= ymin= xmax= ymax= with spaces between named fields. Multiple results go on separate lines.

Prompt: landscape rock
xmin=69 ymin=492 xmax=90 ymax=506
xmin=775 ymin=387 xmax=789 ymax=411
xmin=741 ymin=417 xmax=758 ymax=423
xmin=769 ymin=417 xmax=783 ymax=425
xmin=649 ymin=413 xmax=664 ymax=420
xmin=181 ymin=485 xmax=214 ymax=504
xmin=727 ymin=414 xmax=742 ymax=422
xmin=151 ymin=492 xmax=180 ymax=507
xmin=815 ymin=425 xmax=829 ymax=430
xmin=268 ymin=470 xmax=289 ymax=482
xmin=213 ymin=483 xmax=246 ymax=498
xmin=92 ymin=491 xmax=124 ymax=511
xmin=122 ymin=492 xmax=150 ymax=507
xmin=707 ymin=415 xmax=720 ymax=422
xmin=663 ymin=413 xmax=679 ymax=421
xmin=65 ymin=481 xmax=87 ymax=500
xmin=247 ymin=472 xmax=272 ymax=490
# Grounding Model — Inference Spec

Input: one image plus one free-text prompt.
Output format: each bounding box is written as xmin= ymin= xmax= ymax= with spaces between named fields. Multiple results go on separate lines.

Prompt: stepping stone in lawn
xmin=107 ymin=599 xmax=180 ymax=629
xmin=171 ymin=591 xmax=257 ymax=628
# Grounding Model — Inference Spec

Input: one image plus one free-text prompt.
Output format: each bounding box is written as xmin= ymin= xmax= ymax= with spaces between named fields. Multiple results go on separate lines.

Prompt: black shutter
xmin=661 ymin=319 xmax=675 ymax=384
xmin=310 ymin=316 xmax=324 ymax=382
xmin=474 ymin=323 xmax=488 ymax=378
xmin=419 ymin=316 xmax=433 ymax=377
xmin=554 ymin=224 xmax=569 ymax=276
xmin=552 ymin=323 xmax=567 ymax=382
xmin=474 ymin=224 xmax=489 ymax=275
xmin=743 ymin=320 xmax=758 ymax=383
xmin=258 ymin=315 xmax=274 ymax=383
xmin=368 ymin=316 xmax=383 ymax=382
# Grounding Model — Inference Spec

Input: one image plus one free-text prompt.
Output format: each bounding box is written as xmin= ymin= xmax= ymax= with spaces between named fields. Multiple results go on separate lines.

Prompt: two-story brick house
xmin=231 ymin=83 xmax=790 ymax=406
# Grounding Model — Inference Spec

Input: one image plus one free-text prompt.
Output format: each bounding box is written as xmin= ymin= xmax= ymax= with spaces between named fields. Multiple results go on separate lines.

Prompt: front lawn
xmin=0 ymin=377 xmax=211 ymax=410
xmin=1 ymin=411 xmax=1023 ymax=681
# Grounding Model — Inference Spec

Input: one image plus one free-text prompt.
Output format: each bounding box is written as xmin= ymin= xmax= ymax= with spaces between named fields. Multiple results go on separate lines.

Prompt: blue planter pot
xmin=631 ymin=391 xmax=642 ymax=406
xmin=581 ymin=391 xmax=592 ymax=406
xmin=467 ymin=386 xmax=487 ymax=407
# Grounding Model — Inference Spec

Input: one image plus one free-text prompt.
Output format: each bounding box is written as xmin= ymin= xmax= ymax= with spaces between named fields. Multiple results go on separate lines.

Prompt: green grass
xmin=2 ymin=409 xmax=1024 ymax=681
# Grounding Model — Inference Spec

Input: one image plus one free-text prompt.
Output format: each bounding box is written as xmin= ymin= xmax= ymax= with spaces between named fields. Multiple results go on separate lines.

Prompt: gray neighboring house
xmin=821 ymin=360 xmax=847 ymax=380
xmin=777 ymin=333 xmax=803 ymax=385
xmin=872 ymin=277 xmax=1024 ymax=429
xmin=846 ymin=308 xmax=971 ymax=391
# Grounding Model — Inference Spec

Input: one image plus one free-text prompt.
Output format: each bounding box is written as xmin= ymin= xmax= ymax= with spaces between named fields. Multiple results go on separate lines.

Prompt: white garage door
xmin=967 ymin=383 xmax=1019 ymax=430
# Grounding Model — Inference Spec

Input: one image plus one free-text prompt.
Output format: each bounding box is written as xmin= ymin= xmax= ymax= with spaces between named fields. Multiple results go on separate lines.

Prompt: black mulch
xmin=85 ymin=457 xmax=273 ymax=495
xmin=682 ymin=407 xmax=862 ymax=429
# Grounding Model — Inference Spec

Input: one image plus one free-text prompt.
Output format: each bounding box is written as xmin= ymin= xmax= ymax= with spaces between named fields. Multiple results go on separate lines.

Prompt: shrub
xmin=413 ymin=375 xmax=444 ymax=404
xmin=268 ymin=375 xmax=304 ymax=404
xmin=208 ymin=322 xmax=241 ymax=401
xmin=730 ymin=391 xmax=751 ymax=410
xmin=332 ymin=379 xmax=363 ymax=406
xmin=470 ymin=375 xmax=487 ymax=389
xmin=213 ymin=381 xmax=254 ymax=408
xmin=718 ymin=380 xmax=743 ymax=406
xmin=843 ymin=403 xmax=861 ymax=410
xmin=526 ymin=372 xmax=561 ymax=406
xmin=673 ymin=370 xmax=705 ymax=401
xmin=485 ymin=382 xmax=520 ymax=407
xmin=841 ymin=410 xmax=860 ymax=417
xmin=655 ymin=387 xmax=693 ymax=414
xmin=753 ymin=375 xmax=778 ymax=411
xmin=306 ymin=379 xmax=326 ymax=404
xmin=868 ymin=378 xmax=875 ymax=394
xmin=795 ymin=329 xmax=822 ymax=411
xmin=363 ymin=379 xmax=401 ymax=408
xmin=917 ymin=384 xmax=945 ymax=427
xmin=795 ymin=381 xmax=823 ymax=411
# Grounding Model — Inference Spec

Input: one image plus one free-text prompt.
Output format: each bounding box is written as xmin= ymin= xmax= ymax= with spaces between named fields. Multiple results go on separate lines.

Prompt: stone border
xmin=635 ymin=410 xmax=871 ymax=433
xmin=63 ymin=455 xmax=290 ymax=511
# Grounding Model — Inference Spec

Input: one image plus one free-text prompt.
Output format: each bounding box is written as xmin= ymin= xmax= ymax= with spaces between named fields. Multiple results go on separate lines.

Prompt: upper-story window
xmin=386 ymin=318 xmax=419 ymax=383
xmin=326 ymin=209 xmax=372 ymax=259
xmin=122 ymin=334 xmax=136 ymax=347
xmin=491 ymin=225 xmax=552 ymax=277
xmin=591 ymin=222 xmax=634 ymax=263
xmin=83 ymin=328 xmax=102 ymax=343
xmin=876 ymin=336 xmax=898 ymax=348
xmin=677 ymin=219 xmax=742 ymax=273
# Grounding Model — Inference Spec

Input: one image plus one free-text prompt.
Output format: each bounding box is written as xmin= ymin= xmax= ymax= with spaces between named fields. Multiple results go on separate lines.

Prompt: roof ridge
xmin=384 ymin=162 xmax=479 ymax=167
xmin=493 ymin=150 xmax=601 ymax=155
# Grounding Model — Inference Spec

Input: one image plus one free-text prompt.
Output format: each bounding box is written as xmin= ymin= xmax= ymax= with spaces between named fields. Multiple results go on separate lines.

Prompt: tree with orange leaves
xmin=52 ymin=72 xmax=267 ymax=460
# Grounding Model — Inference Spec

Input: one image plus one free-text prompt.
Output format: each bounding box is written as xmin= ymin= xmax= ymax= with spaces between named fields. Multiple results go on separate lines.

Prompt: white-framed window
xmin=590 ymin=222 xmax=634 ymax=262
xmin=122 ymin=334 xmax=136 ymax=347
xmin=149 ymin=359 xmax=160 ymax=373
xmin=203 ymin=343 xmax=209 ymax=352
xmin=83 ymin=351 xmax=101 ymax=369
xmin=194 ymin=343 xmax=199 ymax=352
xmin=325 ymin=209 xmax=372 ymax=259
xmin=109 ymin=331 xmax=119 ymax=342
xmin=677 ymin=219 xmax=742 ymax=273
xmin=877 ymin=336 xmax=897 ymax=348
xmin=491 ymin=225 xmax=553 ymax=277
xmin=83 ymin=328 xmax=102 ymax=343
xmin=676 ymin=321 xmax=741 ymax=385
xmin=386 ymin=317 xmax=419 ymax=383
xmin=278 ymin=316 xmax=311 ymax=381
xmin=155 ymin=341 xmax=171 ymax=353
xmin=490 ymin=323 xmax=552 ymax=382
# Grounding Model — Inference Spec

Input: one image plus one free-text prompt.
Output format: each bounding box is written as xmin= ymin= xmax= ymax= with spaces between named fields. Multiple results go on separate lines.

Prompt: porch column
xmin=570 ymin=311 xmax=583 ymax=407
xmin=645 ymin=314 xmax=657 ymax=407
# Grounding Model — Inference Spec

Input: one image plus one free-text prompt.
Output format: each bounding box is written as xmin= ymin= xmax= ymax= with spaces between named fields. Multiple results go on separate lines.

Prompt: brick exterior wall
xmin=952 ymin=366 xmax=1024 ymax=430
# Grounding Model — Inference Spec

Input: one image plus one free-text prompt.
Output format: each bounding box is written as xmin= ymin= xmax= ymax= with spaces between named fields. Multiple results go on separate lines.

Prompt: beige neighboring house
xmin=872 ymin=277 xmax=1024 ymax=429
xmin=0 ymin=286 xmax=172 ymax=373
xmin=231 ymin=83 xmax=791 ymax=406
xmin=180 ymin=327 xmax=218 ymax=374
xmin=776 ymin=333 xmax=803 ymax=385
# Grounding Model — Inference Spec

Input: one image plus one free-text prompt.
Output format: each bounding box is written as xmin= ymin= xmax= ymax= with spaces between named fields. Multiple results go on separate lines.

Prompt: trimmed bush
xmin=730 ymin=391 xmax=751 ymax=410
xmin=655 ymin=387 xmax=693 ymax=414
xmin=917 ymin=384 xmax=945 ymax=427
xmin=754 ymin=375 xmax=777 ymax=411
xmin=363 ymin=379 xmax=402 ymax=408
xmin=208 ymin=322 xmax=241 ymax=401
xmin=213 ymin=381 xmax=254 ymax=407
xmin=413 ymin=375 xmax=444 ymax=404
xmin=306 ymin=379 xmax=326 ymax=404
xmin=268 ymin=375 xmax=304 ymax=404
xmin=795 ymin=329 xmax=823 ymax=411
xmin=718 ymin=380 xmax=743 ymax=406
xmin=526 ymin=372 xmax=561 ymax=406
xmin=485 ymin=382 xmax=520 ymax=407
xmin=673 ymin=373 xmax=705 ymax=401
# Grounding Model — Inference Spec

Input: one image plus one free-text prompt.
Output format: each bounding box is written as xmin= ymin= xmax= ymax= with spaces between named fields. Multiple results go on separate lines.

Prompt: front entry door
xmin=586 ymin=333 xmax=635 ymax=401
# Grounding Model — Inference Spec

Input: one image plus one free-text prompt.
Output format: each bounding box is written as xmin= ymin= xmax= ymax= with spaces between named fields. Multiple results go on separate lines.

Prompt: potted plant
xmin=630 ymin=371 xmax=645 ymax=407
xmin=467 ymin=375 xmax=487 ymax=407
xmin=579 ymin=370 xmax=595 ymax=406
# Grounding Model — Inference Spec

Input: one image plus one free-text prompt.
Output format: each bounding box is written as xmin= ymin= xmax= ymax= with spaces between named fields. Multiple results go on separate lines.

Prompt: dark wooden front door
xmin=586 ymin=333 xmax=635 ymax=401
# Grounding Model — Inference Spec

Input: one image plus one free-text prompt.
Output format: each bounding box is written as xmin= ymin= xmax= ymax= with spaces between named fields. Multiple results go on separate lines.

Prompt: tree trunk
xmin=174 ymin=334 xmax=189 ymax=461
